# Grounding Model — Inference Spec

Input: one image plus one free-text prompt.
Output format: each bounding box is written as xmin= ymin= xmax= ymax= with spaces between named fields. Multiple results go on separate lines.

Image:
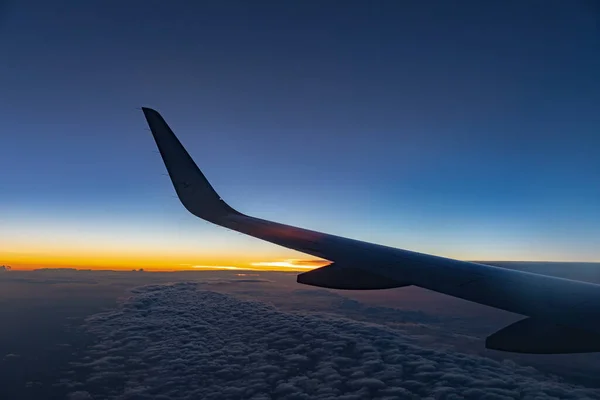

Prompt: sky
xmin=0 ymin=0 xmax=599 ymax=270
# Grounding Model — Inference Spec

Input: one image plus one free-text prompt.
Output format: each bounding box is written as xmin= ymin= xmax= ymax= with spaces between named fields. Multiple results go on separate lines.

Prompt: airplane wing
xmin=142 ymin=107 xmax=600 ymax=354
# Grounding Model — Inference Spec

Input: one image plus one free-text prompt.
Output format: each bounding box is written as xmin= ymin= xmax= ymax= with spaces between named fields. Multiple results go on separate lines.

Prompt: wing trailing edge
xmin=486 ymin=318 xmax=600 ymax=354
xmin=297 ymin=262 xmax=410 ymax=290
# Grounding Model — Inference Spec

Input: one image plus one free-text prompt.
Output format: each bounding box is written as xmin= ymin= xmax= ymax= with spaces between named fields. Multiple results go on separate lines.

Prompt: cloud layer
xmin=66 ymin=283 xmax=600 ymax=399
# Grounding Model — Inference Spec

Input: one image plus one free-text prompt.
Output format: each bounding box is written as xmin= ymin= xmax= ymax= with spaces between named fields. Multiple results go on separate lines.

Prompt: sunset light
xmin=1 ymin=2 xmax=599 ymax=398
xmin=251 ymin=259 xmax=330 ymax=269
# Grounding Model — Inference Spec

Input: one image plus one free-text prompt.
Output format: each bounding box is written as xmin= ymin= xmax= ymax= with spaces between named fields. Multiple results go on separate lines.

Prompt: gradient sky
xmin=1 ymin=1 xmax=599 ymax=270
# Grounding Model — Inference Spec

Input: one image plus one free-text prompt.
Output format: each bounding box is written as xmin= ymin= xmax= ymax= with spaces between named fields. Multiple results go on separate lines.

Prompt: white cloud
xmin=65 ymin=283 xmax=600 ymax=400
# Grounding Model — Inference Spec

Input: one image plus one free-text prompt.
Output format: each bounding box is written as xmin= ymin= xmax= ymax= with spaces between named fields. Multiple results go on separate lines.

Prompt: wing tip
xmin=141 ymin=105 xmax=241 ymax=222
xmin=141 ymin=106 xmax=160 ymax=118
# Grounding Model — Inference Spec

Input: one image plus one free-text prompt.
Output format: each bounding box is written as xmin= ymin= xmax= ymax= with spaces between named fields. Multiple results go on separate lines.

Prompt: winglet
xmin=142 ymin=107 xmax=240 ymax=222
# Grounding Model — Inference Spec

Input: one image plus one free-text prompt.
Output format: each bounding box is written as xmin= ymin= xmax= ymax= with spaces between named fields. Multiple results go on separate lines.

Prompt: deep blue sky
xmin=1 ymin=0 xmax=599 ymax=268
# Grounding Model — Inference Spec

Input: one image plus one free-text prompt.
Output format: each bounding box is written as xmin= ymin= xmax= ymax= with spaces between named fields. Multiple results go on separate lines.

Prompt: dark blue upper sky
xmin=1 ymin=0 xmax=599 ymax=267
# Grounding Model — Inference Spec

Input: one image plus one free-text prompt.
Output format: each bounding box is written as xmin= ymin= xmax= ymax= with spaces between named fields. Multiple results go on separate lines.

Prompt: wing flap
xmin=297 ymin=262 xmax=410 ymax=290
xmin=486 ymin=317 xmax=600 ymax=354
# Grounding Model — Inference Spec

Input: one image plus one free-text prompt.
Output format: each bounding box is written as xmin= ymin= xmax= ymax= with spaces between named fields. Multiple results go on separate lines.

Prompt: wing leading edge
xmin=142 ymin=107 xmax=600 ymax=353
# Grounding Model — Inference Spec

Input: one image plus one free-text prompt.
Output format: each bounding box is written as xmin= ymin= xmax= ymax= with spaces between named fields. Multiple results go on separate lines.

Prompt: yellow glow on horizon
xmin=0 ymin=238 xmax=589 ymax=272
xmin=0 ymin=249 xmax=330 ymax=272
xmin=1 ymin=226 xmax=329 ymax=271
xmin=251 ymin=259 xmax=331 ymax=269
xmin=191 ymin=265 xmax=254 ymax=270
xmin=251 ymin=261 xmax=309 ymax=269
xmin=3 ymin=211 xmax=598 ymax=273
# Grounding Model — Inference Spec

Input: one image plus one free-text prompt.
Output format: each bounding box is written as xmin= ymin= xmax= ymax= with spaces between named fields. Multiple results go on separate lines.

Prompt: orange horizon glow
xmin=4 ymin=211 xmax=599 ymax=275
xmin=4 ymin=253 xmax=599 ymax=273
xmin=0 ymin=254 xmax=332 ymax=272
xmin=2 ymin=231 xmax=598 ymax=272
